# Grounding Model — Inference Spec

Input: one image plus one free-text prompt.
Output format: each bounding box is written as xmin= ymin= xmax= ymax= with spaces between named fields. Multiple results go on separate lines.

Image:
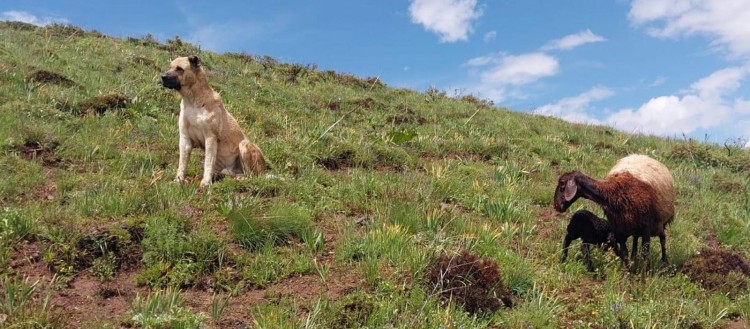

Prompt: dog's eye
xmin=176 ymin=67 xmax=184 ymax=72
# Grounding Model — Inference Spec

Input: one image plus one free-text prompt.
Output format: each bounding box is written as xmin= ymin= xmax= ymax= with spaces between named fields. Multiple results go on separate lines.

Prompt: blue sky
xmin=3 ymin=1 xmax=750 ymax=146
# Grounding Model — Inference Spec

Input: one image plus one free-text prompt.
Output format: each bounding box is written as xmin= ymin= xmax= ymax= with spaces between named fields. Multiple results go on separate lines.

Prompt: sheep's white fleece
xmin=608 ymin=154 xmax=675 ymax=224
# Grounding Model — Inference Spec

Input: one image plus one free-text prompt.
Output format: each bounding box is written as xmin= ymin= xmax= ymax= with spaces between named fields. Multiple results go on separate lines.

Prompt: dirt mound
xmin=682 ymin=247 xmax=750 ymax=293
xmin=424 ymin=250 xmax=513 ymax=314
xmin=16 ymin=133 xmax=61 ymax=166
xmin=387 ymin=107 xmax=428 ymax=125
xmin=74 ymin=93 xmax=131 ymax=115
xmin=316 ymin=150 xmax=355 ymax=170
xmin=40 ymin=223 xmax=144 ymax=282
xmin=131 ymin=55 xmax=160 ymax=71
xmin=28 ymin=70 xmax=77 ymax=87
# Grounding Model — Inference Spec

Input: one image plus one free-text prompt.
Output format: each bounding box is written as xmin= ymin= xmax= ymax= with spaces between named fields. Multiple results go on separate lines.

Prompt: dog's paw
xmin=174 ymin=176 xmax=185 ymax=183
xmin=199 ymin=179 xmax=211 ymax=188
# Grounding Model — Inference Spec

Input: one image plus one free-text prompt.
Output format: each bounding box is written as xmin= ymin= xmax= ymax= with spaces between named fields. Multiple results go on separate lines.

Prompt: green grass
xmin=128 ymin=289 xmax=206 ymax=328
xmin=2 ymin=21 xmax=750 ymax=328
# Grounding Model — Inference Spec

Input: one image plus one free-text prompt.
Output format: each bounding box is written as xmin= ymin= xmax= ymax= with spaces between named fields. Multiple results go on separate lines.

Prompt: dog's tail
xmin=239 ymin=140 xmax=269 ymax=174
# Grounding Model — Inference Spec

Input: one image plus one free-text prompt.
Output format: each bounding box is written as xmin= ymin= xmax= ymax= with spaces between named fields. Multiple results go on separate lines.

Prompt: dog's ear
xmin=188 ymin=55 xmax=201 ymax=68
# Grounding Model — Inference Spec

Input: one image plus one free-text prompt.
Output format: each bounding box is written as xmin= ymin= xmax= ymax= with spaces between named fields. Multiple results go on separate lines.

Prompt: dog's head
xmin=161 ymin=55 xmax=202 ymax=91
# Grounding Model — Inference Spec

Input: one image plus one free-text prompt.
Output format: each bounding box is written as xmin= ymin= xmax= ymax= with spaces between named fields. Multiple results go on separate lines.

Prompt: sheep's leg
xmin=659 ymin=232 xmax=668 ymax=263
xmin=582 ymin=243 xmax=594 ymax=272
xmin=616 ymin=239 xmax=629 ymax=267
xmin=561 ymin=235 xmax=573 ymax=262
xmin=630 ymin=236 xmax=639 ymax=259
xmin=641 ymin=232 xmax=651 ymax=271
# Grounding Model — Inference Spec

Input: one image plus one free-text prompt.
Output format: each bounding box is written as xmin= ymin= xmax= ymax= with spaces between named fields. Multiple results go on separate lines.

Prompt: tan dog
xmin=161 ymin=55 xmax=267 ymax=187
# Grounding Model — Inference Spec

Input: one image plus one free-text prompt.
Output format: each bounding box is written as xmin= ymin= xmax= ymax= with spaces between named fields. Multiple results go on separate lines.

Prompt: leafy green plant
xmin=0 ymin=208 xmax=34 ymax=243
xmin=129 ymin=289 xmax=206 ymax=328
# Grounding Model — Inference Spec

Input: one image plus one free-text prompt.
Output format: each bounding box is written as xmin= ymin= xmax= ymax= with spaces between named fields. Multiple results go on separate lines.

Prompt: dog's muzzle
xmin=161 ymin=74 xmax=181 ymax=90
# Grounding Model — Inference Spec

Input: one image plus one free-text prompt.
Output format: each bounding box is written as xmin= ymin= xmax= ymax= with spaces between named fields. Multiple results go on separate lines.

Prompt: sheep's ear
xmin=563 ymin=179 xmax=577 ymax=202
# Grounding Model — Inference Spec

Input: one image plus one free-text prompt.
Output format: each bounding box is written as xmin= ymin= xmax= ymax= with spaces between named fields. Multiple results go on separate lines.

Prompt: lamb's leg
xmin=582 ymin=243 xmax=594 ymax=272
xmin=561 ymin=235 xmax=573 ymax=262
xmin=659 ymin=232 xmax=668 ymax=263
xmin=630 ymin=236 xmax=639 ymax=259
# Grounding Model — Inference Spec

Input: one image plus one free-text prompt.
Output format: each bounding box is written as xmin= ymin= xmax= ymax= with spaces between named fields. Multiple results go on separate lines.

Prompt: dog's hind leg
xmin=239 ymin=139 xmax=268 ymax=175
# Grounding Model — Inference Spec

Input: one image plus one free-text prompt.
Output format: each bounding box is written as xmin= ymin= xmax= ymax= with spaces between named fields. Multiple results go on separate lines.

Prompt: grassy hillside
xmin=1 ymin=22 xmax=750 ymax=328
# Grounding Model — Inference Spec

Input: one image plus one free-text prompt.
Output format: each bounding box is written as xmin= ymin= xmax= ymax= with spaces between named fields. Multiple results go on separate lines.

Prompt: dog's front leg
xmin=201 ymin=136 xmax=218 ymax=187
xmin=175 ymin=133 xmax=192 ymax=182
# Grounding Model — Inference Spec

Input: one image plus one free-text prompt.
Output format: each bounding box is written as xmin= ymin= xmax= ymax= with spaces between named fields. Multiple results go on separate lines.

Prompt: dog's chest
xmin=180 ymin=101 xmax=214 ymax=147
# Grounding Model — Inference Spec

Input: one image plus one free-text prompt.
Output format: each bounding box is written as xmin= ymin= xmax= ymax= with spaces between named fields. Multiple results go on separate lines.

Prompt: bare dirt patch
xmin=8 ymin=241 xmax=146 ymax=328
xmin=54 ymin=270 xmax=144 ymax=328
xmin=720 ymin=317 xmax=750 ymax=329
xmin=536 ymin=207 xmax=565 ymax=240
xmin=183 ymin=268 xmax=362 ymax=328
xmin=557 ymin=276 xmax=604 ymax=326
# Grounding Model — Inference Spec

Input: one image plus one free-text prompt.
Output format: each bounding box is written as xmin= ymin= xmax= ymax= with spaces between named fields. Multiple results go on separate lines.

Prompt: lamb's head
xmin=603 ymin=232 xmax=618 ymax=252
xmin=554 ymin=171 xmax=583 ymax=212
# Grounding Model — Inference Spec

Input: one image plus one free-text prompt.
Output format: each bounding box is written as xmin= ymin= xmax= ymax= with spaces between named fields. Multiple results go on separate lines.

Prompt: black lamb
xmin=561 ymin=209 xmax=616 ymax=272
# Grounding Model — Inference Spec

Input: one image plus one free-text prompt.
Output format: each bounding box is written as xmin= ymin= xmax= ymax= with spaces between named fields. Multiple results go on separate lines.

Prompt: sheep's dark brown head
xmin=554 ymin=171 xmax=582 ymax=212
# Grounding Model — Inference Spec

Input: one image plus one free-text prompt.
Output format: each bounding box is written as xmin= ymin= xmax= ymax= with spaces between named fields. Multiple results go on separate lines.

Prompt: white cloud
xmin=689 ymin=66 xmax=748 ymax=99
xmin=605 ymin=95 xmax=732 ymax=135
xmin=648 ymin=77 xmax=667 ymax=87
xmin=409 ymin=0 xmax=483 ymax=43
xmin=533 ymin=87 xmax=613 ymax=123
xmin=483 ymin=30 xmax=496 ymax=42
xmin=460 ymin=52 xmax=560 ymax=103
xmin=467 ymin=52 xmax=559 ymax=85
xmin=542 ymin=29 xmax=607 ymax=51
xmin=0 ymin=10 xmax=68 ymax=26
xmin=624 ymin=1 xmax=750 ymax=140
xmin=629 ymin=0 xmax=750 ymax=58
xmin=745 ymin=140 xmax=750 ymax=149
xmin=604 ymin=65 xmax=750 ymax=136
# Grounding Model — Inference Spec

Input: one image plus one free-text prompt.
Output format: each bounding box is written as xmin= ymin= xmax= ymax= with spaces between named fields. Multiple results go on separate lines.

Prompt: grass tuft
xmin=228 ymin=200 xmax=316 ymax=251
